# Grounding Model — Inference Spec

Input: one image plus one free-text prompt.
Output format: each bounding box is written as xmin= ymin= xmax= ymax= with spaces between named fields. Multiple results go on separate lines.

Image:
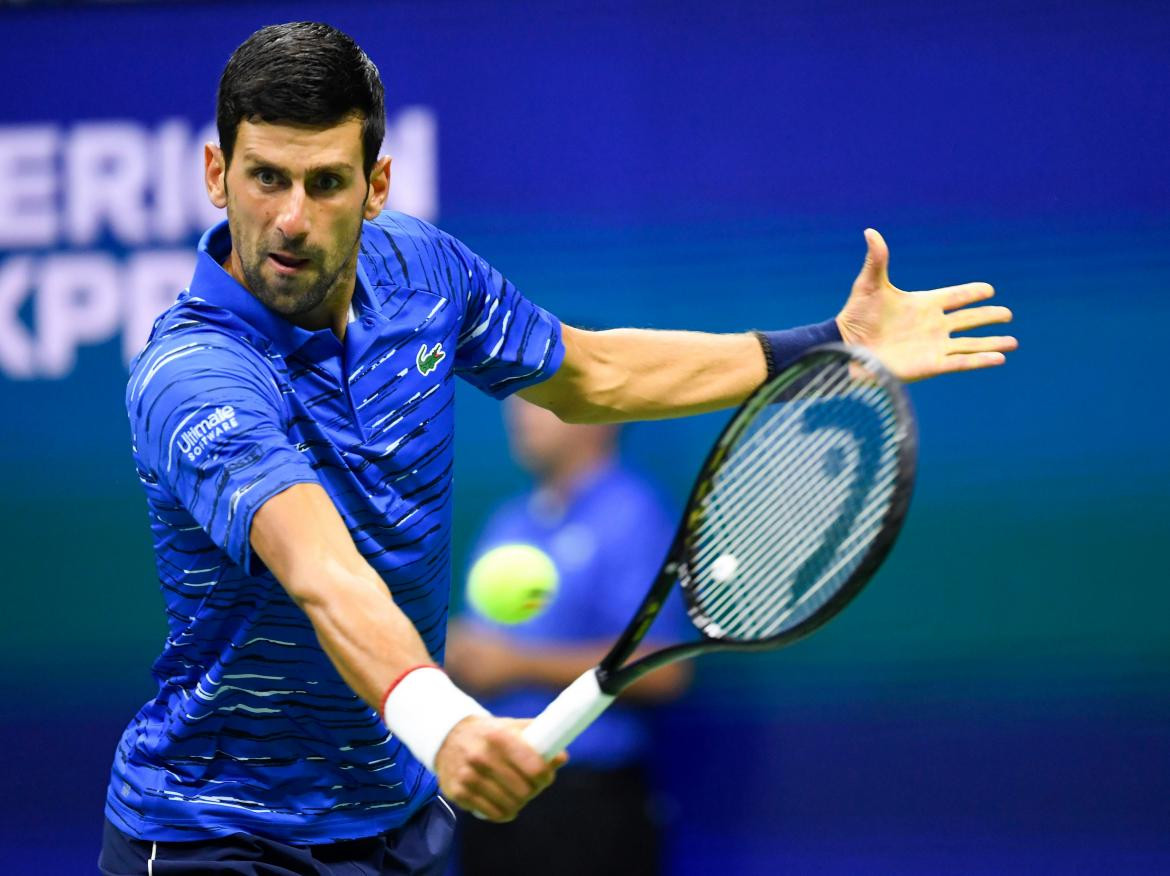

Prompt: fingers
xmin=948 ymin=335 xmax=1018 ymax=355
xmin=437 ymin=718 xmax=559 ymax=823
xmin=462 ymin=757 xmax=541 ymax=822
xmin=944 ymin=304 xmax=1012 ymax=333
xmin=939 ymin=351 xmax=1008 ymax=373
xmin=856 ymin=228 xmax=890 ymax=288
xmin=931 ymin=282 xmax=996 ymax=311
xmin=477 ymin=733 xmax=553 ymax=798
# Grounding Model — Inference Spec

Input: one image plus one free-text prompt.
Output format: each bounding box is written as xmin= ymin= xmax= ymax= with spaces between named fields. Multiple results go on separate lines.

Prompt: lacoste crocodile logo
xmin=416 ymin=342 xmax=446 ymax=376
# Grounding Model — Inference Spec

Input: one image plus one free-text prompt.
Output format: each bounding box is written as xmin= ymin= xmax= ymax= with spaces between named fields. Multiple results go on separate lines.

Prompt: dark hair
xmin=216 ymin=22 xmax=385 ymax=177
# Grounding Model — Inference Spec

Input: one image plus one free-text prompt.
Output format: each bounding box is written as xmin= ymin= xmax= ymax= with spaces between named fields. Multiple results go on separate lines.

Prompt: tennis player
xmin=99 ymin=21 xmax=1016 ymax=876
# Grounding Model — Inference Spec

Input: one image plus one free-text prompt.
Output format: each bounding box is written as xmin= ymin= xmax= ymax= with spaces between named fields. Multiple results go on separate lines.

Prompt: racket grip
xmin=522 ymin=668 xmax=616 ymax=759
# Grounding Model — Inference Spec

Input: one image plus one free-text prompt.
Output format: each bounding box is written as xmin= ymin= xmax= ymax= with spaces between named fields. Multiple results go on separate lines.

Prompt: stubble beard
xmin=239 ymin=241 xmax=336 ymax=317
xmin=227 ymin=202 xmax=364 ymax=319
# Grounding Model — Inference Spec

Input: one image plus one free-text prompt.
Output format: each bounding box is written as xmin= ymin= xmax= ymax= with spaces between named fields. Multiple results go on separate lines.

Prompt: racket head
xmin=677 ymin=343 xmax=916 ymax=650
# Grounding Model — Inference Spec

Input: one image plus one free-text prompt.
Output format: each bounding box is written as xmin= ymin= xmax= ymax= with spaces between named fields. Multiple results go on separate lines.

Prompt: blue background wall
xmin=0 ymin=1 xmax=1166 ymax=873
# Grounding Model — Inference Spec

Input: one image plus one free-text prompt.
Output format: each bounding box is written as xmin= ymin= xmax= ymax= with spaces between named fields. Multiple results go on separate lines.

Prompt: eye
xmin=315 ymin=174 xmax=343 ymax=193
xmin=253 ymin=168 xmax=282 ymax=187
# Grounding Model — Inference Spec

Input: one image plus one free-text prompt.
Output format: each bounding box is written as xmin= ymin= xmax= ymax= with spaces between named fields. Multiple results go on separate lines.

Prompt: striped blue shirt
xmin=106 ymin=212 xmax=564 ymax=843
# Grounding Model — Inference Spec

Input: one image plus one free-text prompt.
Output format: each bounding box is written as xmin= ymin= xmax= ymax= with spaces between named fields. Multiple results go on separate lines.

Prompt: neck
xmin=539 ymin=446 xmax=612 ymax=500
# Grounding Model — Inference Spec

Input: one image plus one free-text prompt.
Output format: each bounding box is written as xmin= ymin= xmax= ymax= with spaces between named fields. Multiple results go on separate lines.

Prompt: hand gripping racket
xmin=520 ymin=343 xmax=917 ymax=758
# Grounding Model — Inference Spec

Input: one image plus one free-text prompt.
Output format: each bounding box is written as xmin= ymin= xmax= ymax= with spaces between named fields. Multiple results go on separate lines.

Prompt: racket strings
xmin=690 ymin=416 xmax=864 ymax=623
xmin=686 ymin=359 xmax=902 ymax=642
xmin=698 ymin=455 xmax=857 ymax=625
xmin=698 ymin=430 xmax=896 ymax=639
xmin=687 ymin=368 xmax=855 ymax=557
xmin=691 ymin=397 xmax=885 ymax=568
xmin=695 ymin=409 xmax=882 ymax=634
xmin=687 ymin=367 xmax=856 ymax=528
xmin=696 ymin=442 xmax=892 ymax=640
xmin=691 ymin=364 xmax=864 ymax=560
xmin=695 ymin=392 xmax=898 ymax=607
xmin=703 ymin=420 xmax=896 ymax=639
xmin=718 ymin=488 xmax=894 ymax=639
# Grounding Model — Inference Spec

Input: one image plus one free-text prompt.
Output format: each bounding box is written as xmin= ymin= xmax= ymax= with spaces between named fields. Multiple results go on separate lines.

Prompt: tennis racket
xmin=520 ymin=343 xmax=917 ymax=758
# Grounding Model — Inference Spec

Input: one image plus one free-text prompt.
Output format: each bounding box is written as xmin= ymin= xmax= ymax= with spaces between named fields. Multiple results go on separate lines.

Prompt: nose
xmin=275 ymin=184 xmax=309 ymax=242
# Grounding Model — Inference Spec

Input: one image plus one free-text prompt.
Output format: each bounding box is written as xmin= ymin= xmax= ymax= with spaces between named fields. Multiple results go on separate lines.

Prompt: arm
xmin=251 ymin=484 xmax=433 ymax=705
xmin=519 ymin=326 xmax=766 ymax=423
xmin=250 ymin=483 xmax=562 ymax=821
xmin=520 ymin=228 xmax=1017 ymax=423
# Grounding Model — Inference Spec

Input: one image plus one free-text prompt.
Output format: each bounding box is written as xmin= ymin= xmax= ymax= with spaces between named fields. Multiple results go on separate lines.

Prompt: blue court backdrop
xmin=1 ymin=1 xmax=1167 ymax=873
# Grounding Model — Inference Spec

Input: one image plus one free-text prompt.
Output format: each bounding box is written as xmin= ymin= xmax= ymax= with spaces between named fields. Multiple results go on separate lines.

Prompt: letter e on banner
xmin=0 ymin=126 xmax=59 ymax=248
xmin=66 ymin=122 xmax=150 ymax=246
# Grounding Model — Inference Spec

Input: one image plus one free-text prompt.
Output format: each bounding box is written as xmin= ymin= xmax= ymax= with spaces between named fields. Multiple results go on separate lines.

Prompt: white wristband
xmin=381 ymin=666 xmax=489 ymax=774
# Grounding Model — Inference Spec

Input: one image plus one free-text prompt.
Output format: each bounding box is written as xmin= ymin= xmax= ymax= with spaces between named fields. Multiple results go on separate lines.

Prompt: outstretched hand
xmin=836 ymin=229 xmax=1018 ymax=381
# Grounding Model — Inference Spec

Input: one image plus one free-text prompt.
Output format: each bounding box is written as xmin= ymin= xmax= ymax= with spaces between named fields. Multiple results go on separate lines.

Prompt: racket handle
xmin=522 ymin=668 xmax=616 ymax=759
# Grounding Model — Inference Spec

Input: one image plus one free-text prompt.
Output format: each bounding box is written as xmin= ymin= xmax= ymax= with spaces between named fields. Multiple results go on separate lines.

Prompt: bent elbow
xmin=546 ymin=397 xmax=606 ymax=425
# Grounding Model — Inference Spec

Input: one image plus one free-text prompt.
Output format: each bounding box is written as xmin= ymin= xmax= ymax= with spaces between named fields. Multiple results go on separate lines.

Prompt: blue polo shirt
xmin=464 ymin=461 xmax=684 ymax=769
xmin=106 ymin=212 xmax=564 ymax=843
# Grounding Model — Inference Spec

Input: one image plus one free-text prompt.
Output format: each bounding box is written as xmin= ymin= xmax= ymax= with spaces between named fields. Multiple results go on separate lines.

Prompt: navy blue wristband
xmin=752 ymin=318 xmax=842 ymax=380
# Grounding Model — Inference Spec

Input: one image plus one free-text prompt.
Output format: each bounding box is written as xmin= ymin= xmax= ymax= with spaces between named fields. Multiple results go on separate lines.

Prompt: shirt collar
xmin=190 ymin=220 xmax=380 ymax=357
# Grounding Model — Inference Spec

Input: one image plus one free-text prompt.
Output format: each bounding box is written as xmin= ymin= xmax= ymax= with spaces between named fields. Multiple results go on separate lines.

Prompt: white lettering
xmin=0 ymin=257 xmax=36 ymax=379
xmin=0 ymin=126 xmax=59 ymax=248
xmin=65 ymin=122 xmax=150 ymax=246
xmin=35 ymin=253 xmax=121 ymax=377
xmin=179 ymin=405 xmax=239 ymax=460
xmin=124 ymin=250 xmax=195 ymax=364
xmin=383 ymin=107 xmax=439 ymax=222
xmin=152 ymin=119 xmax=193 ymax=243
xmin=0 ymin=249 xmax=194 ymax=379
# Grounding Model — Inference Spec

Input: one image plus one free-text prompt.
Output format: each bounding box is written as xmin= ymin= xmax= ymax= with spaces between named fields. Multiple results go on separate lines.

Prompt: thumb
xmin=856 ymin=228 xmax=890 ymax=288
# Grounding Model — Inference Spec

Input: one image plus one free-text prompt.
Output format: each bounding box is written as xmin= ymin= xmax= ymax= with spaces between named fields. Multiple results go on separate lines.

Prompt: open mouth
xmin=268 ymin=252 xmax=311 ymax=274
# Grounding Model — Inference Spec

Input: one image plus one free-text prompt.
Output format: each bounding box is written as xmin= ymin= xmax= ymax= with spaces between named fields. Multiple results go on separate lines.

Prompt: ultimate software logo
xmin=177 ymin=405 xmax=239 ymax=461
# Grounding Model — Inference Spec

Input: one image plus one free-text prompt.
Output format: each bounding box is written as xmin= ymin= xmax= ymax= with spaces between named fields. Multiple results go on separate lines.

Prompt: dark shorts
xmin=458 ymin=765 xmax=661 ymax=876
xmin=98 ymin=797 xmax=456 ymax=876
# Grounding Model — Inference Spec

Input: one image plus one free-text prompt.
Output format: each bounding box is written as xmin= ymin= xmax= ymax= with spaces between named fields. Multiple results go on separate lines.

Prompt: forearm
xmin=250 ymin=484 xmax=436 ymax=711
xmin=526 ymin=327 xmax=767 ymax=423
xmin=291 ymin=556 xmax=434 ymax=710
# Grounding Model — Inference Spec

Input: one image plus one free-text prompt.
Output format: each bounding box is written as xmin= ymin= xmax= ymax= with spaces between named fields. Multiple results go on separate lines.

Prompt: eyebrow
xmin=239 ymin=152 xmax=355 ymax=175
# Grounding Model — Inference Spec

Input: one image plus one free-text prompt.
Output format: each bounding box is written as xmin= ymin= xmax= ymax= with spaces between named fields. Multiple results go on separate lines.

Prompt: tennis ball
xmin=466 ymin=543 xmax=559 ymax=625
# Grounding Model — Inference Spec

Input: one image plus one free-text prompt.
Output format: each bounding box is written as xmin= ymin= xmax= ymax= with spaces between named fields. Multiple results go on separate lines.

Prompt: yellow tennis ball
xmin=466 ymin=544 xmax=559 ymax=625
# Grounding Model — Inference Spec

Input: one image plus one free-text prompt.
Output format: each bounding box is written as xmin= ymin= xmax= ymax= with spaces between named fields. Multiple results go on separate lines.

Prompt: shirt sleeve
xmin=126 ymin=333 xmax=320 ymax=572
xmin=448 ymin=236 xmax=565 ymax=399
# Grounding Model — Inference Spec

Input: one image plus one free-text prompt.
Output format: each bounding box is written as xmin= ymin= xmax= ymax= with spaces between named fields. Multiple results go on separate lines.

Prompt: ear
xmin=364 ymin=156 xmax=391 ymax=220
xmin=205 ymin=143 xmax=228 ymax=209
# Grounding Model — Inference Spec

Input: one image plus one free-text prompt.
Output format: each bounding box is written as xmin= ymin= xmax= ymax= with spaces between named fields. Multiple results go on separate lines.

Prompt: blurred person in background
xmin=447 ymin=395 xmax=691 ymax=876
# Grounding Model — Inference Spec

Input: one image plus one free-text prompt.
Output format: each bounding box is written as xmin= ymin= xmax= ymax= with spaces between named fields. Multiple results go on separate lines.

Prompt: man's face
xmin=206 ymin=117 xmax=385 ymax=320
